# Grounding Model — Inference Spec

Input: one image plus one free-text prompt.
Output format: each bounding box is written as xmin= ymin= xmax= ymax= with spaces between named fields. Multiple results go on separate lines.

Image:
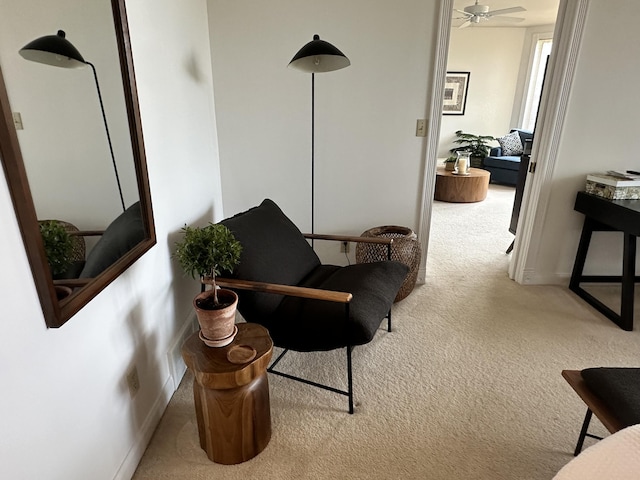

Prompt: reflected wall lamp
xmin=289 ymin=34 xmax=350 ymax=238
xmin=19 ymin=30 xmax=126 ymax=212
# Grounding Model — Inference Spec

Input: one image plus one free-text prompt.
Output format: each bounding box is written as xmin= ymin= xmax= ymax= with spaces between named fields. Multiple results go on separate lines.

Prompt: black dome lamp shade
xmin=288 ymin=34 xmax=350 ymax=73
xmin=18 ymin=29 xmax=126 ymax=212
xmin=19 ymin=30 xmax=86 ymax=68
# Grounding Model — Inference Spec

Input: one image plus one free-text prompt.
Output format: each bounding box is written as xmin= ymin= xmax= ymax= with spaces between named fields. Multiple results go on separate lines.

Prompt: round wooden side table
xmin=181 ymin=322 xmax=273 ymax=465
xmin=434 ymin=166 xmax=491 ymax=203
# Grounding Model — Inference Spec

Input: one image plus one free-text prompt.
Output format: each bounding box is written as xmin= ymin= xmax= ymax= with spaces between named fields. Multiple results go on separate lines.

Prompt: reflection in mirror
xmin=19 ymin=29 xmax=128 ymax=213
xmin=0 ymin=0 xmax=155 ymax=328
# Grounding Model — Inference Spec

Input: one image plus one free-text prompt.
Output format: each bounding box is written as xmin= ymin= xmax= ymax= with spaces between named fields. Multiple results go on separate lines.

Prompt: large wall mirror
xmin=0 ymin=0 xmax=156 ymax=328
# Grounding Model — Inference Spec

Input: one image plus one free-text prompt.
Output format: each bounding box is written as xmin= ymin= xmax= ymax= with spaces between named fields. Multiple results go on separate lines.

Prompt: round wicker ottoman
xmin=355 ymin=225 xmax=421 ymax=302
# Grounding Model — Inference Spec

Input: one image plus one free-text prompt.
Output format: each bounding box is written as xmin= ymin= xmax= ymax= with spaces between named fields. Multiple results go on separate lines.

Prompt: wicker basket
xmin=355 ymin=225 xmax=421 ymax=302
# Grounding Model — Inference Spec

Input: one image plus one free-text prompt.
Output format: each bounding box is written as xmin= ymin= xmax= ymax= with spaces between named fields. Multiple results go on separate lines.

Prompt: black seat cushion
xmin=274 ymin=261 xmax=409 ymax=351
xmin=220 ymin=199 xmax=321 ymax=322
xmin=581 ymin=367 xmax=640 ymax=427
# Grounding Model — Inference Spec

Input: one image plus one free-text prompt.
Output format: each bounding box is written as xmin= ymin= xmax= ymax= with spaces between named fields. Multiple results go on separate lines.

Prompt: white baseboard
xmin=417 ymin=267 xmax=426 ymax=284
xmin=113 ymin=312 xmax=198 ymax=480
xmin=113 ymin=374 xmax=174 ymax=480
xmin=520 ymin=269 xmax=570 ymax=285
xmin=167 ymin=312 xmax=199 ymax=391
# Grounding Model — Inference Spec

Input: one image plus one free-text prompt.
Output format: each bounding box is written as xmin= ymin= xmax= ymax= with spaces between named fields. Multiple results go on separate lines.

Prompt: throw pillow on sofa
xmin=497 ymin=131 xmax=523 ymax=156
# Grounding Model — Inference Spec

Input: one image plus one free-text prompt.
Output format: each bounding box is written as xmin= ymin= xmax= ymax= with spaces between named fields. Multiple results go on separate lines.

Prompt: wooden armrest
xmin=203 ymin=277 xmax=353 ymax=303
xmin=70 ymin=230 xmax=105 ymax=237
xmin=53 ymin=278 xmax=92 ymax=288
xmin=304 ymin=233 xmax=394 ymax=245
xmin=562 ymin=369 xmax=625 ymax=434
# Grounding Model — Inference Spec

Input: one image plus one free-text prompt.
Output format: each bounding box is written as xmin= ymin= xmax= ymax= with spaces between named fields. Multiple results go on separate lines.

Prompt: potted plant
xmin=39 ymin=220 xmax=74 ymax=300
xmin=174 ymin=223 xmax=242 ymax=347
xmin=449 ymin=130 xmax=496 ymax=168
xmin=444 ymin=155 xmax=457 ymax=171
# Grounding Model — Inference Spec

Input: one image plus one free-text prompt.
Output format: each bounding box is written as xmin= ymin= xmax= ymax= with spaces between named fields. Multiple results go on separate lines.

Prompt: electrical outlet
xmin=12 ymin=112 xmax=23 ymax=130
xmin=340 ymin=241 xmax=350 ymax=253
xmin=126 ymin=366 xmax=140 ymax=397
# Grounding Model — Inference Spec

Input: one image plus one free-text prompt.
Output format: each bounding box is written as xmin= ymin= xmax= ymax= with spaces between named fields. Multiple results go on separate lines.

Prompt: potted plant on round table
xmin=174 ymin=223 xmax=242 ymax=347
xmin=444 ymin=155 xmax=457 ymax=171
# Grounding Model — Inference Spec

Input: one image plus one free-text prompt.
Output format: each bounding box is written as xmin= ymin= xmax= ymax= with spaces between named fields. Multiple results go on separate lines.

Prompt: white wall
xmin=208 ymin=0 xmax=438 ymax=264
xmin=438 ymin=27 xmax=526 ymax=158
xmin=0 ymin=0 xmax=223 ymax=479
xmin=528 ymin=0 xmax=640 ymax=282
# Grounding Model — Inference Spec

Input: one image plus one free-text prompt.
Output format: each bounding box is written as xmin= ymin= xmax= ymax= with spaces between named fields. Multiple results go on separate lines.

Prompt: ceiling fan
xmin=454 ymin=1 xmax=526 ymax=28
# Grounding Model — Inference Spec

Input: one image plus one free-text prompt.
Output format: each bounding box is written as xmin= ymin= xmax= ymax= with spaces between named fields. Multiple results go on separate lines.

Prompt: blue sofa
xmin=483 ymin=129 xmax=533 ymax=186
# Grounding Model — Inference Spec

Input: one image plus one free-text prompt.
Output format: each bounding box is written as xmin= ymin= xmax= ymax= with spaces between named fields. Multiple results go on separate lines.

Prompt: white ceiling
xmin=452 ymin=0 xmax=560 ymax=28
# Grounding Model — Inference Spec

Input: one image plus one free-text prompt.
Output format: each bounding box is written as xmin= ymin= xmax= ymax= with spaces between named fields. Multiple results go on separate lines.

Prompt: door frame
xmin=417 ymin=0 xmax=590 ymax=284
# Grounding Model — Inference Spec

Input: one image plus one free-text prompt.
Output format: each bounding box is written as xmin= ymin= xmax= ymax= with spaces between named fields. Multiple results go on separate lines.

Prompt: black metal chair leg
xmin=387 ymin=309 xmax=392 ymax=332
xmin=506 ymin=240 xmax=514 ymax=254
xmin=347 ymin=345 xmax=354 ymax=414
xmin=574 ymin=408 xmax=593 ymax=456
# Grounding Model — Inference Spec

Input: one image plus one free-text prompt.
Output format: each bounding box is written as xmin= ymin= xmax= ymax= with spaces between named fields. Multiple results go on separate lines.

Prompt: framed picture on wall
xmin=443 ymin=71 xmax=470 ymax=115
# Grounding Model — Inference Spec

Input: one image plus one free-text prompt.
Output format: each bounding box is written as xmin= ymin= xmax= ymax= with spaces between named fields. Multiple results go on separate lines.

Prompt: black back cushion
xmin=220 ymin=199 xmax=321 ymax=323
xmin=80 ymin=202 xmax=146 ymax=278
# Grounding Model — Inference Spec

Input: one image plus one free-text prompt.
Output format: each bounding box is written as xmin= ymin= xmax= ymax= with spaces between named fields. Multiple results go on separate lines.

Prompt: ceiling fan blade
xmin=487 ymin=15 xmax=525 ymax=23
xmin=454 ymin=9 xmax=472 ymax=16
xmin=488 ymin=6 xmax=526 ymax=16
xmin=458 ymin=19 xmax=472 ymax=29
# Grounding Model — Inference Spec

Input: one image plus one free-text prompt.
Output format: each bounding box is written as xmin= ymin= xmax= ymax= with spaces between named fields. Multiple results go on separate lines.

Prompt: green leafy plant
xmin=173 ymin=223 xmax=242 ymax=305
xmin=39 ymin=220 xmax=74 ymax=275
xmin=449 ymin=130 xmax=496 ymax=159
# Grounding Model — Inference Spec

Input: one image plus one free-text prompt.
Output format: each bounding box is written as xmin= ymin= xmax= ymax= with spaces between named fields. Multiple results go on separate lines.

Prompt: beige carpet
xmin=133 ymin=185 xmax=640 ymax=479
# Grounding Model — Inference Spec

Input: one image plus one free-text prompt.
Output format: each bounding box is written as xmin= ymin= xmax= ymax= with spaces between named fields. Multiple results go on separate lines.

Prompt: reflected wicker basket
xmin=355 ymin=225 xmax=421 ymax=302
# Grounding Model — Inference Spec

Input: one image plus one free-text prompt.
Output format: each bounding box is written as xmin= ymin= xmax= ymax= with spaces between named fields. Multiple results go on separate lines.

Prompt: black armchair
xmin=205 ymin=199 xmax=409 ymax=413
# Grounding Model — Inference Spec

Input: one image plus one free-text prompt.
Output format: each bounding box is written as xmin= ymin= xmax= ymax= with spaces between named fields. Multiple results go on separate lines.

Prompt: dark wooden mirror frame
xmin=0 ymin=0 xmax=156 ymax=328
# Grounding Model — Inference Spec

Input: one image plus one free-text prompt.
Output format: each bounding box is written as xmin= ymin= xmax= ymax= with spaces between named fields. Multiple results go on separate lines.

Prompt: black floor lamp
xmin=288 ymin=34 xmax=350 ymax=238
xmin=19 ymin=30 xmax=126 ymax=213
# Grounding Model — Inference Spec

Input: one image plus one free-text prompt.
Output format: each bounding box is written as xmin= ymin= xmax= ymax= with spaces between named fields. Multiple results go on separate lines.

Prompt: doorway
xmin=417 ymin=0 xmax=590 ymax=285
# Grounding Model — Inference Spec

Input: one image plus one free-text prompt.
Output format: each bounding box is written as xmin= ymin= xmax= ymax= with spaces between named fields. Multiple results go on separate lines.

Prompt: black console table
xmin=570 ymin=191 xmax=640 ymax=331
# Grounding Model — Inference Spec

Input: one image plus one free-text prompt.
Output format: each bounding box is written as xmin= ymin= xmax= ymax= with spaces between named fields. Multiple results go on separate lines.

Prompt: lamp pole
xmin=87 ymin=61 xmax=125 ymax=212
xmin=311 ymin=71 xmax=315 ymax=237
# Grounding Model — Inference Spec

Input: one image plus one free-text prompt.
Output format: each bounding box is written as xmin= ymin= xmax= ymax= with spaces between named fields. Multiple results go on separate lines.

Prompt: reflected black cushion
xmin=581 ymin=367 xmax=640 ymax=427
xmin=220 ymin=198 xmax=409 ymax=351
xmin=80 ymin=202 xmax=146 ymax=278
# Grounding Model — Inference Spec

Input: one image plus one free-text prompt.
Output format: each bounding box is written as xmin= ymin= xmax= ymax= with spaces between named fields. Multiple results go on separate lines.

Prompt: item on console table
xmin=585 ymin=173 xmax=640 ymax=200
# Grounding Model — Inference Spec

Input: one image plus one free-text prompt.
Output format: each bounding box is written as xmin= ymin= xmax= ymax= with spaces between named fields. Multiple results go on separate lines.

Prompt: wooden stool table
xmin=182 ymin=322 xmax=273 ymax=464
xmin=434 ymin=167 xmax=490 ymax=203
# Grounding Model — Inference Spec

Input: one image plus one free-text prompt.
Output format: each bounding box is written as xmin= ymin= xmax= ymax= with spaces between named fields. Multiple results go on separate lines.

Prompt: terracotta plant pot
xmin=193 ymin=288 xmax=238 ymax=347
xmin=54 ymin=285 xmax=73 ymax=301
